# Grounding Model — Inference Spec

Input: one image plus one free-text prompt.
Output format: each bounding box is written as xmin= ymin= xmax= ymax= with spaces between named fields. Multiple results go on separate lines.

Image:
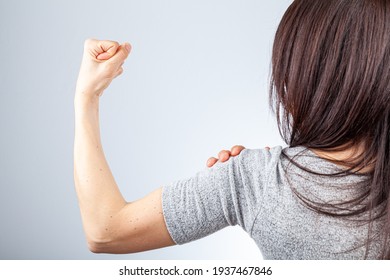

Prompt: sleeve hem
xmin=161 ymin=185 xmax=180 ymax=245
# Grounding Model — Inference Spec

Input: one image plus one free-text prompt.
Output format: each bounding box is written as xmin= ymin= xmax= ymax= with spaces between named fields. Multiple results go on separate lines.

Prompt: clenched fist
xmin=75 ymin=39 xmax=131 ymax=101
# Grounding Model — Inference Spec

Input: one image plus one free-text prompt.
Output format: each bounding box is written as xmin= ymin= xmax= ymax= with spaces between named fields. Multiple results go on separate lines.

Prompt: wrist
xmin=74 ymin=90 xmax=100 ymax=107
xmin=74 ymin=92 xmax=101 ymax=120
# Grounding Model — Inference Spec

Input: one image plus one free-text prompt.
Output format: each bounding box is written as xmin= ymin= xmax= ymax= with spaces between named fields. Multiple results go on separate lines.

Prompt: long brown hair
xmin=271 ymin=0 xmax=390 ymax=259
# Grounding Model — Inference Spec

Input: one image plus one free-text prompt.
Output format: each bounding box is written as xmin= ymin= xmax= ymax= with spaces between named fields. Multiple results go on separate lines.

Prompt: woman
xmin=74 ymin=0 xmax=390 ymax=259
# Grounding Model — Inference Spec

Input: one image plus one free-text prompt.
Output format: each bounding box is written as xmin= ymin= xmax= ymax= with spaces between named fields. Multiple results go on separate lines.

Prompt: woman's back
xmin=257 ymin=147 xmax=383 ymax=259
xmin=162 ymin=146 xmax=384 ymax=259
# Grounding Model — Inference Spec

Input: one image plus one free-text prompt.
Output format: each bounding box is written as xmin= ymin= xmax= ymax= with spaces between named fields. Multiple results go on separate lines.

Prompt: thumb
xmin=109 ymin=43 xmax=132 ymax=63
xmin=94 ymin=40 xmax=120 ymax=60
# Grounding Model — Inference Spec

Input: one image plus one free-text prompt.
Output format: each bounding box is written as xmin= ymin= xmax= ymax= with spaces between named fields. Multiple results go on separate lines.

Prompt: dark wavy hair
xmin=271 ymin=0 xmax=390 ymax=259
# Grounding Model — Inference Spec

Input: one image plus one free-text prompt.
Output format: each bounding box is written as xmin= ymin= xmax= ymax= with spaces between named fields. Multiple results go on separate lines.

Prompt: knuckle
xmin=84 ymin=38 xmax=95 ymax=48
xmin=103 ymin=40 xmax=119 ymax=51
xmin=108 ymin=40 xmax=119 ymax=47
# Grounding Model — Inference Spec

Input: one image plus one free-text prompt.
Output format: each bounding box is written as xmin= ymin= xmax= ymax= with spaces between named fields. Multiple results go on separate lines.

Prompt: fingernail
xmin=125 ymin=43 xmax=131 ymax=52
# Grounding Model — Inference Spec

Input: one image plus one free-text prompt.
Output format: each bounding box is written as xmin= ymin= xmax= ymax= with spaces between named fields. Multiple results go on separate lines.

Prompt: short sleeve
xmin=161 ymin=148 xmax=270 ymax=245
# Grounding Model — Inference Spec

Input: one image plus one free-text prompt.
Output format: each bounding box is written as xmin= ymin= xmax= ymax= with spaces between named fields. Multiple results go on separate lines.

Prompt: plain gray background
xmin=0 ymin=0 xmax=291 ymax=259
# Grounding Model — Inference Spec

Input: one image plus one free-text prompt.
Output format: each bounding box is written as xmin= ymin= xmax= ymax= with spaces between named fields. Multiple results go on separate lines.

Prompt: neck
xmin=309 ymin=143 xmax=373 ymax=174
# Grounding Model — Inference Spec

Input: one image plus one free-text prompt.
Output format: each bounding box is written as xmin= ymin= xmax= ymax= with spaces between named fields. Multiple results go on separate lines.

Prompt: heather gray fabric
xmin=161 ymin=146 xmax=384 ymax=259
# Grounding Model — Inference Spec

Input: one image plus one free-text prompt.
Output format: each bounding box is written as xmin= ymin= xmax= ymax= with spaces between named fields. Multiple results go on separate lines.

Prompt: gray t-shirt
xmin=162 ymin=146 xmax=383 ymax=259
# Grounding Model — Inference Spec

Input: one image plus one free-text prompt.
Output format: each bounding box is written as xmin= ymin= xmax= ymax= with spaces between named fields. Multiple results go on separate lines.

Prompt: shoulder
xmin=215 ymin=146 xmax=285 ymax=193
xmin=234 ymin=146 xmax=284 ymax=171
xmin=209 ymin=146 xmax=284 ymax=180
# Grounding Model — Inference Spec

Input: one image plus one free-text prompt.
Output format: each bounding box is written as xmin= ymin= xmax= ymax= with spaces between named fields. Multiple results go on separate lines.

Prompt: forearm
xmin=73 ymin=95 xmax=126 ymax=242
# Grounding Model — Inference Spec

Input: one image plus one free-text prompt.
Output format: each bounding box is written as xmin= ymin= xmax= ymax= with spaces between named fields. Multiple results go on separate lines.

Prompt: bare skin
xmin=74 ymin=39 xmax=175 ymax=253
xmin=74 ymin=39 xmax=261 ymax=254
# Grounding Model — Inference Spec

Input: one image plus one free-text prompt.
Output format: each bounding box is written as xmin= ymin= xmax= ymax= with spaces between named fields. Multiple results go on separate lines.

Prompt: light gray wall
xmin=0 ymin=0 xmax=292 ymax=259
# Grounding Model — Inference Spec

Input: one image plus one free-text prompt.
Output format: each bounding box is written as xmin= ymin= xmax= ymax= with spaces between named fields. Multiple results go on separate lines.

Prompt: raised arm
xmin=73 ymin=39 xmax=174 ymax=253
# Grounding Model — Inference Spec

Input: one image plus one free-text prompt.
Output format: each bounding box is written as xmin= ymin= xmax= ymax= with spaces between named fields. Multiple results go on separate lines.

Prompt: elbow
xmin=88 ymin=240 xmax=107 ymax=254
xmin=86 ymin=233 xmax=130 ymax=254
xmin=86 ymin=236 xmax=139 ymax=254
xmin=86 ymin=231 xmax=115 ymax=254
xmin=84 ymin=219 xmax=128 ymax=254
xmin=88 ymin=243 xmax=101 ymax=254
xmin=87 ymin=237 xmax=111 ymax=254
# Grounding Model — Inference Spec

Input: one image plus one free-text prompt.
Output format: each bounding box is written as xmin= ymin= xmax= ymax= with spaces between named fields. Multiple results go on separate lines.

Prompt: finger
xmin=110 ymin=43 xmax=131 ymax=64
xmin=231 ymin=145 xmax=246 ymax=156
xmin=96 ymin=52 xmax=112 ymax=60
xmin=218 ymin=150 xmax=231 ymax=162
xmin=95 ymin=40 xmax=120 ymax=60
xmin=206 ymin=157 xmax=218 ymax=168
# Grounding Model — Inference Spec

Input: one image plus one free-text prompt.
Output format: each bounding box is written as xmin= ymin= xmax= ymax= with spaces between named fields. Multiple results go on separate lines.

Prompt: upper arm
xmin=159 ymin=148 xmax=270 ymax=245
xmin=89 ymin=187 xmax=175 ymax=254
xmin=88 ymin=148 xmax=265 ymax=254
